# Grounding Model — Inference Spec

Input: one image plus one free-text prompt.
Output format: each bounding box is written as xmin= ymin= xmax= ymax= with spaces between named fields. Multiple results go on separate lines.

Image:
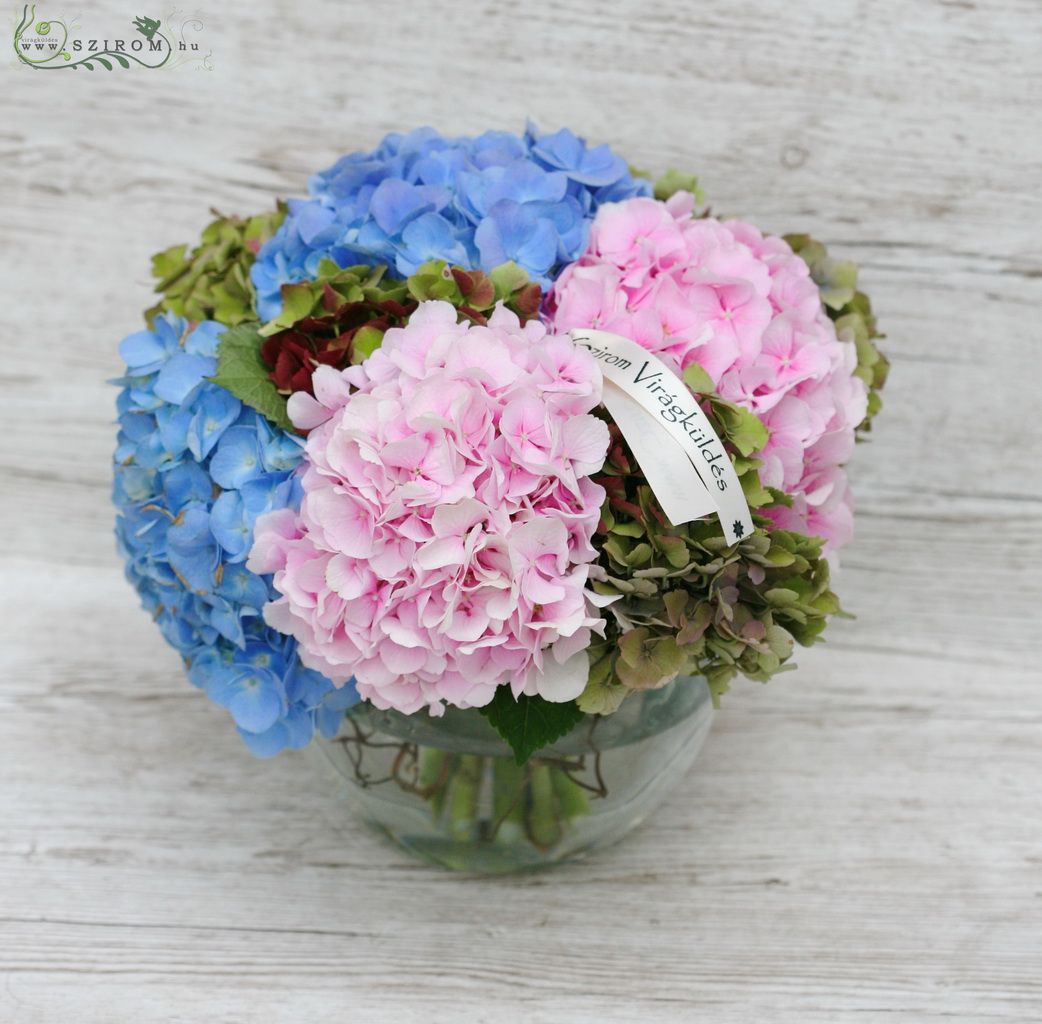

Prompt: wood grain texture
xmin=2 ymin=0 xmax=1041 ymax=1020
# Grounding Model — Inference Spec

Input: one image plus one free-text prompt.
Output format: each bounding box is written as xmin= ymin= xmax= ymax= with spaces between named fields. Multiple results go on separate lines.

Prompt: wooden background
xmin=2 ymin=1 xmax=1040 ymax=1020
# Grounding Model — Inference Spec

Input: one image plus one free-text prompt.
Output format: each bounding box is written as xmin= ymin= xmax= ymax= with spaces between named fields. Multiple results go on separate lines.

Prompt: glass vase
xmin=307 ymin=674 xmax=714 ymax=874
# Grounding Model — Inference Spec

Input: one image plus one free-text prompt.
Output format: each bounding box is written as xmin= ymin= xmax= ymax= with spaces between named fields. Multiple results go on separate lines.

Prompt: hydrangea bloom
xmin=545 ymin=193 xmax=869 ymax=551
xmin=248 ymin=301 xmax=613 ymax=715
xmin=112 ymin=313 xmax=357 ymax=755
xmin=250 ymin=124 xmax=653 ymax=320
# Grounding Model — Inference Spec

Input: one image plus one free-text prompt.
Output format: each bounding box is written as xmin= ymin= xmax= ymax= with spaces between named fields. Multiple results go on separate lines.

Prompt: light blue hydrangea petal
xmin=115 ymin=466 xmax=158 ymax=504
xmin=369 ymin=178 xmax=439 ymax=235
xmin=237 ymin=722 xmax=289 ymax=757
xmin=237 ymin=706 xmax=315 ymax=756
xmin=215 ymin=564 xmax=271 ymax=612
xmin=119 ymin=328 xmax=172 ymax=371
xmin=205 ymin=596 xmax=247 ymax=648
xmin=396 ymin=213 xmax=469 ymax=274
xmin=163 ymin=462 xmax=214 ymax=511
xmin=185 ymin=645 xmax=229 ymax=689
xmin=294 ymin=202 xmax=338 ymax=247
xmin=241 ymin=640 xmax=288 ymax=677
xmin=475 ymin=201 xmax=558 ymax=279
xmin=226 ymin=674 xmax=286 ymax=734
xmin=251 ymin=125 xmax=649 ymax=318
xmin=155 ymin=403 xmax=193 ymax=458
xmin=184 ymin=320 xmax=226 ymax=358
xmin=240 ymin=473 xmax=295 ymax=523
xmin=118 ymin=407 xmax=157 ymax=443
xmin=186 ymin=385 xmax=241 ymax=461
xmin=167 ymin=505 xmax=220 ymax=592
xmin=209 ymin=489 xmax=251 ymax=561
xmin=153 ymin=352 xmax=218 ymax=405
xmin=209 ymin=425 xmax=265 ymax=490
xmin=133 ymin=430 xmax=183 ymax=471
xmin=260 ymin=430 xmax=305 ymax=474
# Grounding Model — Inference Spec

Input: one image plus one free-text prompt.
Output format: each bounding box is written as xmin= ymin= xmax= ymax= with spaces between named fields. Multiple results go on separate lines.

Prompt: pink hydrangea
xmin=247 ymin=301 xmax=613 ymax=715
xmin=545 ymin=192 xmax=869 ymax=552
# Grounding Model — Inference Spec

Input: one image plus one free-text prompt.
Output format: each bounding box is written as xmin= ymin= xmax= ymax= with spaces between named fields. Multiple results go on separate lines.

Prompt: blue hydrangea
xmin=112 ymin=313 xmax=358 ymax=755
xmin=251 ymin=123 xmax=653 ymax=320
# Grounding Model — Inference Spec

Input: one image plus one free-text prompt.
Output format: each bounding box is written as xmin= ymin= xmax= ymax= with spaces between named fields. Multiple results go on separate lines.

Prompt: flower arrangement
xmin=113 ymin=123 xmax=886 ymax=785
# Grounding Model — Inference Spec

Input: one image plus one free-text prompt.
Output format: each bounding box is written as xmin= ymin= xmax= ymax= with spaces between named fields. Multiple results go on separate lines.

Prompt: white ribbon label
xmin=571 ymin=329 xmax=754 ymax=546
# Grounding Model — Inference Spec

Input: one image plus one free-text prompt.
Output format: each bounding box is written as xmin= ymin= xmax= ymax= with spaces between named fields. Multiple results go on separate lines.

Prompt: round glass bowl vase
xmin=307 ymin=674 xmax=714 ymax=874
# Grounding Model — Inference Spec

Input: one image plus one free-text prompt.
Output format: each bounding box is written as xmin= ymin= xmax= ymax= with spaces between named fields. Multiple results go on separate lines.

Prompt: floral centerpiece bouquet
xmin=113 ymin=124 xmax=886 ymax=870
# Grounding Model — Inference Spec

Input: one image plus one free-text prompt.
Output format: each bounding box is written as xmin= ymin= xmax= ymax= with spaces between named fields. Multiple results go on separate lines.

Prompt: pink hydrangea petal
xmin=546 ymin=196 xmax=867 ymax=550
xmin=249 ymin=300 xmax=609 ymax=714
xmin=525 ymin=648 xmax=590 ymax=702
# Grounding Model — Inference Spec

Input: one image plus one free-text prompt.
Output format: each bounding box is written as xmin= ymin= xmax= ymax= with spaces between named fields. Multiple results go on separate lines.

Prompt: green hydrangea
xmin=580 ymin=375 xmax=842 ymax=713
xmin=146 ymin=204 xmax=286 ymax=328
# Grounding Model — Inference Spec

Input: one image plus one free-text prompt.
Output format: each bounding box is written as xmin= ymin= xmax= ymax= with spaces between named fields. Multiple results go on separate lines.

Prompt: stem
xmin=525 ymin=765 xmax=563 ymax=851
xmin=333 ymin=718 xmax=609 ymax=852
xmin=446 ymin=754 xmax=480 ymax=840
xmin=552 ymin=767 xmax=590 ymax=822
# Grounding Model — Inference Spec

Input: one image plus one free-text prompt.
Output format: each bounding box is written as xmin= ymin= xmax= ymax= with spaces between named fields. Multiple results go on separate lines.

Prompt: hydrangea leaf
xmin=279 ymin=283 xmax=318 ymax=326
xmin=740 ymin=471 xmax=774 ymax=508
xmin=209 ymin=324 xmax=294 ymax=432
xmin=151 ymin=243 xmax=188 ymax=282
xmin=350 ymin=325 xmax=385 ymax=364
xmin=682 ymin=363 xmax=716 ymax=396
xmin=489 ymin=260 xmax=530 ymax=296
xmin=655 ymin=533 xmax=691 ymax=568
xmin=406 ymin=263 xmax=461 ymax=303
xmin=708 ymin=399 xmax=770 ymax=456
xmin=615 ymin=629 xmax=686 ymax=689
xmin=654 ymin=168 xmax=706 ymax=204
xmin=576 ymin=649 xmax=629 ymax=715
xmin=478 ymin=688 xmax=586 ymax=766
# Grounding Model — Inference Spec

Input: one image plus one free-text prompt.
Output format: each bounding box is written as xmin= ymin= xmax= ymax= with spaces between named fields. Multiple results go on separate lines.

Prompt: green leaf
xmin=616 ymin=629 xmax=687 ymax=689
xmin=764 ymin=546 xmax=796 ymax=567
xmin=722 ymin=403 xmax=769 ymax=456
xmin=654 ymin=168 xmax=705 ymax=204
xmin=764 ymin=624 xmax=796 ymax=659
xmin=113 ymin=53 xmax=130 ymax=68
xmin=208 ymin=323 xmax=295 ymax=432
xmin=97 ymin=57 xmax=113 ymax=70
xmin=656 ymin=534 xmax=690 ymax=568
xmin=351 ymin=325 xmax=385 ymax=363
xmin=682 ymin=363 xmax=715 ymax=396
xmin=576 ymin=647 xmax=629 ymax=714
xmin=765 ymin=588 xmax=800 ymax=607
xmin=489 ymin=260 xmax=530 ymax=297
xmin=740 ymin=470 xmax=773 ymax=508
xmin=279 ymin=283 xmax=318 ymax=325
xmin=151 ymin=243 xmax=188 ymax=283
xmin=610 ymin=519 xmax=644 ymax=538
xmin=478 ymin=688 xmax=586 ymax=766
xmin=407 ymin=263 xmax=460 ymax=303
